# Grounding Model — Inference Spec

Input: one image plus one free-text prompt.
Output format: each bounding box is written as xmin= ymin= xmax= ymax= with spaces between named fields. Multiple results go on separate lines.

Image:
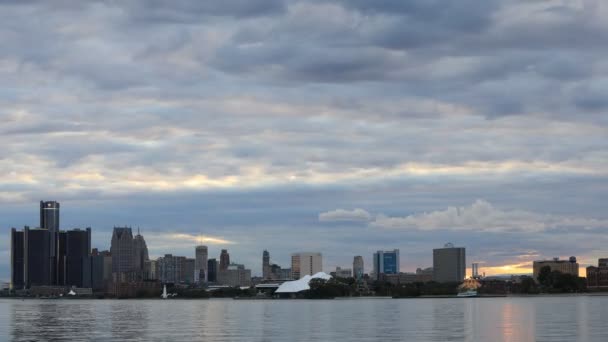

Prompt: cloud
xmin=319 ymin=208 xmax=371 ymax=222
xmin=370 ymin=199 xmax=608 ymax=233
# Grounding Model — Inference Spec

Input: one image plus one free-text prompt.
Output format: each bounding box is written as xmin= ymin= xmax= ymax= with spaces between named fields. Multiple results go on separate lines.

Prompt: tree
xmin=537 ymin=266 xmax=552 ymax=287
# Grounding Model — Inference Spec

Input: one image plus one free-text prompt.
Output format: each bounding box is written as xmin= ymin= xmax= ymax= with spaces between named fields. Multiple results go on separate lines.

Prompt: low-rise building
xmin=587 ymin=258 xmax=608 ymax=289
xmin=217 ymin=264 xmax=252 ymax=287
xmin=533 ymin=257 xmax=579 ymax=281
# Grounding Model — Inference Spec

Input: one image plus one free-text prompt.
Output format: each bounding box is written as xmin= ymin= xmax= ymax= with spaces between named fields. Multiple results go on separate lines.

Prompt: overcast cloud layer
xmin=1 ymin=0 xmax=607 ymax=280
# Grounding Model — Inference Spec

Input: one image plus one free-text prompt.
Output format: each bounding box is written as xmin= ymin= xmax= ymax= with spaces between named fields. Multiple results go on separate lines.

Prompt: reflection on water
xmin=1 ymin=297 xmax=608 ymax=341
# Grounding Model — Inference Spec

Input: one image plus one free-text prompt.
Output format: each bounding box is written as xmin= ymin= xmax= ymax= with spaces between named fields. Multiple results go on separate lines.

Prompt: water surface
xmin=1 ymin=296 xmax=607 ymax=341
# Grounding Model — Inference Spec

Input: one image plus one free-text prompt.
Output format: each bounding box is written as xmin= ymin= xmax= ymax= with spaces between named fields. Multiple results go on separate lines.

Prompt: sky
xmin=1 ymin=0 xmax=607 ymax=280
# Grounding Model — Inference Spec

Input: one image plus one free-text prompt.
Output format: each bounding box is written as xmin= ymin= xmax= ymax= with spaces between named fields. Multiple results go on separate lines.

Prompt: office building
xmin=353 ymin=256 xmax=364 ymax=281
xmin=587 ymin=258 xmax=608 ymax=289
xmin=40 ymin=201 xmax=60 ymax=283
xmin=110 ymin=227 xmax=135 ymax=275
xmin=219 ymin=249 xmax=230 ymax=271
xmin=415 ymin=267 xmax=434 ymax=283
xmin=24 ymin=227 xmax=52 ymax=288
xmin=91 ymin=249 xmax=112 ymax=291
xmin=10 ymin=228 xmax=25 ymax=290
xmin=373 ymin=250 xmax=400 ymax=280
xmin=144 ymin=259 xmax=157 ymax=280
xmin=195 ymin=245 xmax=208 ymax=283
xmin=263 ymin=250 xmax=270 ymax=280
xmin=64 ymin=228 xmax=92 ymax=288
xmin=133 ymin=229 xmax=149 ymax=273
xmin=207 ymin=258 xmax=218 ymax=282
xmin=433 ymin=243 xmax=466 ymax=283
xmin=217 ymin=264 xmax=252 ymax=287
xmin=533 ymin=257 xmax=579 ymax=281
xmin=184 ymin=258 xmax=195 ymax=284
xmin=291 ymin=252 xmax=322 ymax=279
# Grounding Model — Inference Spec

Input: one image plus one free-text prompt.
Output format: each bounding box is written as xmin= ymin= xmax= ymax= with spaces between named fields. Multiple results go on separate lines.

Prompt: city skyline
xmin=1 ymin=0 xmax=608 ymax=280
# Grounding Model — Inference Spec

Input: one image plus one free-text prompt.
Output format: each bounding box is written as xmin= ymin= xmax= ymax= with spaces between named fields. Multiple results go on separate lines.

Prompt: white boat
xmin=457 ymin=290 xmax=478 ymax=297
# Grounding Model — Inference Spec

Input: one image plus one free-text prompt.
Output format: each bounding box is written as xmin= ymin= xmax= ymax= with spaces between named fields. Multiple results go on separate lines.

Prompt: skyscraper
xmin=353 ymin=256 xmax=364 ymax=281
xmin=110 ymin=227 xmax=135 ymax=276
xmin=10 ymin=228 xmax=24 ymax=290
xmin=40 ymin=200 xmax=60 ymax=284
xmin=207 ymin=258 xmax=218 ymax=282
xmin=64 ymin=228 xmax=92 ymax=288
xmin=23 ymin=227 xmax=52 ymax=287
xmin=133 ymin=229 xmax=149 ymax=273
xmin=373 ymin=250 xmax=399 ymax=280
xmin=262 ymin=250 xmax=270 ymax=280
xmin=433 ymin=243 xmax=466 ymax=283
xmin=219 ymin=249 xmax=230 ymax=271
xmin=195 ymin=245 xmax=208 ymax=283
xmin=291 ymin=252 xmax=322 ymax=279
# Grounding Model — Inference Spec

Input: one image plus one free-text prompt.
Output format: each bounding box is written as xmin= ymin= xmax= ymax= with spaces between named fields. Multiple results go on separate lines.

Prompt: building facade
xmin=587 ymin=258 xmax=608 ymax=289
xmin=217 ymin=264 xmax=252 ymax=287
xmin=10 ymin=229 xmax=25 ymax=290
xmin=262 ymin=250 xmax=270 ymax=280
xmin=353 ymin=256 xmax=364 ymax=281
xmin=207 ymin=258 xmax=218 ymax=282
xmin=63 ymin=228 xmax=92 ymax=288
xmin=219 ymin=249 xmax=230 ymax=271
xmin=291 ymin=252 xmax=322 ymax=280
xmin=433 ymin=243 xmax=466 ymax=283
xmin=110 ymin=227 xmax=135 ymax=275
xmin=533 ymin=257 xmax=579 ymax=280
xmin=373 ymin=250 xmax=400 ymax=280
xmin=195 ymin=245 xmax=208 ymax=283
xmin=133 ymin=230 xmax=149 ymax=274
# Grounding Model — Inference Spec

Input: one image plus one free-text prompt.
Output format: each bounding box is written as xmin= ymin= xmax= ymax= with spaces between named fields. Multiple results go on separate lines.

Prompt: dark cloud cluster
xmin=0 ymin=0 xmax=607 ymax=279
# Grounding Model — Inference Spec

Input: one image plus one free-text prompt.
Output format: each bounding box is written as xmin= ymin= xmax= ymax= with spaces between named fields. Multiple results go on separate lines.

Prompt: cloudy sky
xmin=1 ymin=0 xmax=607 ymax=280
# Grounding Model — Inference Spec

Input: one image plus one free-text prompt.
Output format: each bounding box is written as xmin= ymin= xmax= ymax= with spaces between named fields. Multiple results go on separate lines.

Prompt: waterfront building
xmin=415 ymin=267 xmax=434 ymax=283
xmin=40 ymin=201 xmax=60 ymax=285
xmin=63 ymin=228 xmax=91 ymax=288
xmin=433 ymin=243 xmax=466 ymax=283
xmin=110 ymin=227 xmax=135 ymax=275
xmin=263 ymin=250 xmax=270 ymax=280
xmin=353 ymin=256 xmax=364 ymax=281
xmin=373 ymin=250 xmax=400 ymax=280
xmin=184 ymin=258 xmax=196 ymax=284
xmin=24 ymin=227 xmax=52 ymax=288
xmin=195 ymin=245 xmax=208 ymax=283
xmin=207 ymin=258 xmax=218 ymax=282
xmin=217 ymin=264 xmax=252 ymax=287
xmin=91 ymin=249 xmax=112 ymax=291
xmin=10 ymin=228 xmax=24 ymax=290
xmin=587 ymin=258 xmax=608 ymax=289
xmin=533 ymin=257 xmax=579 ymax=280
xmin=382 ymin=272 xmax=417 ymax=285
xmin=291 ymin=252 xmax=322 ymax=280
xmin=220 ymin=249 xmax=230 ymax=271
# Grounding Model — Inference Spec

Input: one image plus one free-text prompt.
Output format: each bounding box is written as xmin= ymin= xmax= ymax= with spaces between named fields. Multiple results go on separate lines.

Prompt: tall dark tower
xmin=219 ymin=249 xmax=230 ymax=271
xmin=263 ymin=250 xmax=270 ymax=280
xmin=40 ymin=200 xmax=60 ymax=284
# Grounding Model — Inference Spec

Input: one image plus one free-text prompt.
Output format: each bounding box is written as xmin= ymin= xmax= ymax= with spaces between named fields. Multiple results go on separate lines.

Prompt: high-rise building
xmin=184 ymin=258 xmax=196 ymax=284
xmin=207 ymin=258 xmax=218 ymax=282
xmin=91 ymin=249 xmax=112 ymax=291
xmin=219 ymin=249 xmax=230 ymax=271
xmin=24 ymin=227 xmax=52 ymax=288
xmin=373 ymin=250 xmax=400 ymax=280
xmin=133 ymin=229 xmax=149 ymax=274
xmin=433 ymin=243 xmax=466 ymax=283
xmin=353 ymin=256 xmax=364 ymax=281
xmin=10 ymin=228 xmax=25 ymax=290
xmin=291 ymin=252 xmax=322 ymax=280
xmin=40 ymin=200 xmax=60 ymax=285
xmin=263 ymin=250 xmax=270 ymax=280
xmin=533 ymin=257 xmax=579 ymax=281
xmin=110 ymin=227 xmax=135 ymax=276
xmin=195 ymin=245 xmax=208 ymax=283
xmin=64 ymin=228 xmax=92 ymax=288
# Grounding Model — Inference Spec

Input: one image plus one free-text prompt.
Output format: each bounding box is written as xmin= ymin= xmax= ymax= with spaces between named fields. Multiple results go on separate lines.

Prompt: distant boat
xmin=161 ymin=285 xmax=168 ymax=299
xmin=457 ymin=289 xmax=478 ymax=297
